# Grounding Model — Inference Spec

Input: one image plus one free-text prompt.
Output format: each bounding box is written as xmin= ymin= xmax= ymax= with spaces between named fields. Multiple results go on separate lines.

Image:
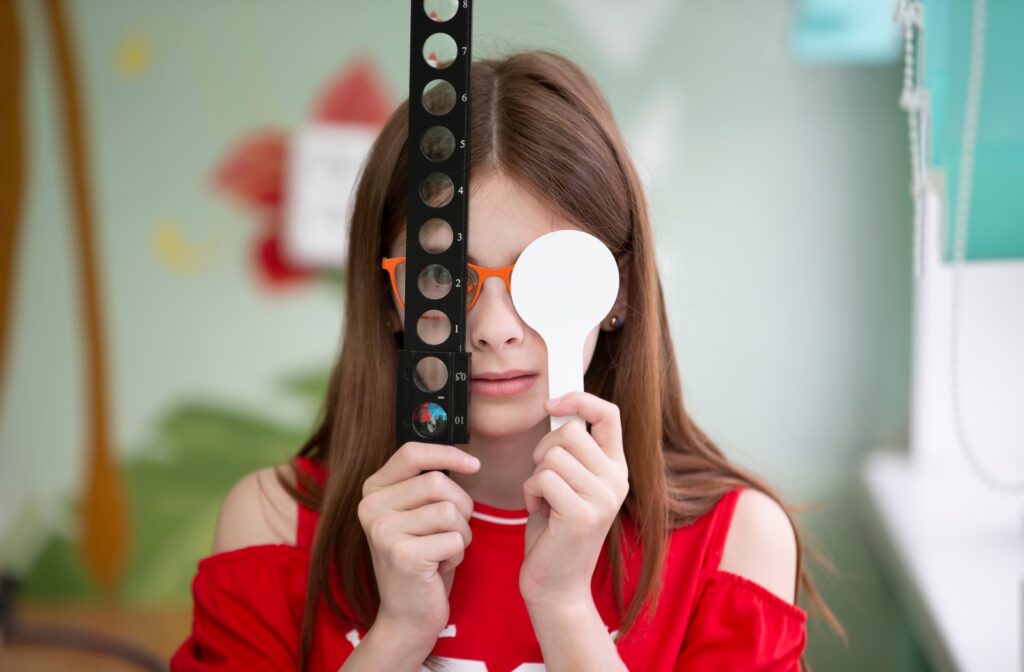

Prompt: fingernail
xmin=466 ymin=456 xmax=480 ymax=468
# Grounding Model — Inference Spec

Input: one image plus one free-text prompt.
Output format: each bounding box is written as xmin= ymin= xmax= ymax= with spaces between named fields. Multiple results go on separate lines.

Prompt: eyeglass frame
xmin=381 ymin=256 xmax=514 ymax=313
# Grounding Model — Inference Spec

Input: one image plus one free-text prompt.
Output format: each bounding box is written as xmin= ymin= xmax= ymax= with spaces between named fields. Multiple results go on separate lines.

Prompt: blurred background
xmin=1 ymin=0 xmax=1021 ymax=670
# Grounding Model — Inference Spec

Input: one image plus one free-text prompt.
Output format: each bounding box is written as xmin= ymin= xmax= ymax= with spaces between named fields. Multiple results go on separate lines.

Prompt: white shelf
xmin=861 ymin=450 xmax=1024 ymax=672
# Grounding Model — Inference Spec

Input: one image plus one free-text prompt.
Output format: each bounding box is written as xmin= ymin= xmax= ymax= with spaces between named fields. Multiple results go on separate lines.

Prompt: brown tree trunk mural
xmin=0 ymin=0 xmax=24 ymax=413
xmin=41 ymin=0 xmax=129 ymax=591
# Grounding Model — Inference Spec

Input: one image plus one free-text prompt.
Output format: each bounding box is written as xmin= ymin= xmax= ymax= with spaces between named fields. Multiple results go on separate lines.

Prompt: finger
xmin=441 ymin=564 xmax=457 ymax=599
xmin=523 ymin=469 xmax=584 ymax=520
xmin=408 ymin=531 xmax=466 ymax=564
xmin=545 ymin=392 xmax=623 ymax=460
xmin=536 ymin=445 xmax=610 ymax=504
xmin=533 ymin=421 xmax=613 ymax=481
xmin=366 ymin=443 xmax=480 ymax=494
xmin=523 ymin=438 xmax=555 ymax=515
xmin=438 ymin=545 xmax=465 ymax=576
xmin=524 ymin=478 xmax=543 ymax=515
xmin=365 ymin=470 xmax=475 ymax=521
xmin=392 ymin=501 xmax=473 ymax=549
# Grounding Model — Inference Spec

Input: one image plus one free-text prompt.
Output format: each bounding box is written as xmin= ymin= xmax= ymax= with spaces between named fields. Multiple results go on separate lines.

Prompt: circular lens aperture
xmin=412 ymin=401 xmax=448 ymax=438
xmin=423 ymin=33 xmax=457 ymax=70
xmin=420 ymin=173 xmax=454 ymax=207
xmin=417 ymin=309 xmax=451 ymax=345
xmin=424 ymin=0 xmax=458 ymax=22
xmin=422 ymin=79 xmax=456 ymax=116
xmin=418 ymin=263 xmax=453 ymax=300
xmin=414 ymin=356 xmax=449 ymax=392
xmin=419 ymin=218 xmax=453 ymax=253
xmin=420 ymin=126 xmax=456 ymax=162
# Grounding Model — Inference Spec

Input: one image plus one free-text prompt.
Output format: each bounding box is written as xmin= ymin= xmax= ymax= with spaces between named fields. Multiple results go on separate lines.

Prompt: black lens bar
xmin=396 ymin=0 xmax=473 ymax=444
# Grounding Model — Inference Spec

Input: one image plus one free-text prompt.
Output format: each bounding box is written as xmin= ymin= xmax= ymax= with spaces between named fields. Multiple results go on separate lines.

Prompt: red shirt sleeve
xmin=170 ymin=545 xmax=308 ymax=671
xmin=674 ymin=569 xmax=807 ymax=671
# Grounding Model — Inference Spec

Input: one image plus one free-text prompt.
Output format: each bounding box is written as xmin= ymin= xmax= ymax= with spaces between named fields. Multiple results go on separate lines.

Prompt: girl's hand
xmin=520 ymin=392 xmax=629 ymax=609
xmin=358 ymin=442 xmax=480 ymax=640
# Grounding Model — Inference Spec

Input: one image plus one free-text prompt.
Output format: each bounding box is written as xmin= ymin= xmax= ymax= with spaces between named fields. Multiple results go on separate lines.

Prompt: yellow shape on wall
xmin=116 ymin=33 xmax=152 ymax=78
xmin=152 ymin=216 xmax=222 ymax=274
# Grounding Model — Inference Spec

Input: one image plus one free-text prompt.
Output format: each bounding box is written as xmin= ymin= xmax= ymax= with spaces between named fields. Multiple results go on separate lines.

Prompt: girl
xmin=172 ymin=49 xmax=839 ymax=671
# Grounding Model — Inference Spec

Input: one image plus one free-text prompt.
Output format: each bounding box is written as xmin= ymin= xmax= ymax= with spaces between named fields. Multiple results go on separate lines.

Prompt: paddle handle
xmin=547 ymin=336 xmax=586 ymax=431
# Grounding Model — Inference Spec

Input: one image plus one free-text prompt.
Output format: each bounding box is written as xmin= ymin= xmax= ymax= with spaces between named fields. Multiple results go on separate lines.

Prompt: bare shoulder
xmin=212 ymin=465 xmax=300 ymax=553
xmin=718 ymin=488 xmax=798 ymax=604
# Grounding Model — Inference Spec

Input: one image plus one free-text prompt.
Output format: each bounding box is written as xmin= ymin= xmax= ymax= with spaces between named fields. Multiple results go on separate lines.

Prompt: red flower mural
xmin=212 ymin=56 xmax=393 ymax=289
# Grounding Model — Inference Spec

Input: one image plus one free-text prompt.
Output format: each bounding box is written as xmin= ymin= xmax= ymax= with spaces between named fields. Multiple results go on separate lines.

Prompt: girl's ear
xmin=601 ymin=253 xmax=630 ymax=332
xmin=386 ymin=308 xmax=402 ymax=334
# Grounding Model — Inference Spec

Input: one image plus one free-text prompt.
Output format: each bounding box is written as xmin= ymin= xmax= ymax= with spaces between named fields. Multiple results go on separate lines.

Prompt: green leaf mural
xmin=21 ymin=367 xmax=329 ymax=605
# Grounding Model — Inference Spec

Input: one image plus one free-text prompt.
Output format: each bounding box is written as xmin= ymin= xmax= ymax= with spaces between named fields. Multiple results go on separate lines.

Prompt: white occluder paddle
xmin=511 ymin=230 xmax=619 ymax=431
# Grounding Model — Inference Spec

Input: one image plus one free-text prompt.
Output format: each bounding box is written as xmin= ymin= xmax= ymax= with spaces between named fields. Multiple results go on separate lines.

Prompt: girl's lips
xmin=470 ymin=374 xmax=538 ymax=397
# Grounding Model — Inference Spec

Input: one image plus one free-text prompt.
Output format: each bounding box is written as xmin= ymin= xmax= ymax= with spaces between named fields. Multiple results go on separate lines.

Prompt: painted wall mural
xmin=5 ymin=3 xmax=394 ymax=604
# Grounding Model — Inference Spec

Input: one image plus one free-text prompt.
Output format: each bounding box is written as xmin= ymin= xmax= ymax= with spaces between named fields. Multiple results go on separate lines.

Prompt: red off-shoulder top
xmin=171 ymin=456 xmax=806 ymax=671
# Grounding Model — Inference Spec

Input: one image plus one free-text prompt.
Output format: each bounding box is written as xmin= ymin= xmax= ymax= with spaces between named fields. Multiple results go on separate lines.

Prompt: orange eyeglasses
xmin=381 ymin=256 xmax=514 ymax=313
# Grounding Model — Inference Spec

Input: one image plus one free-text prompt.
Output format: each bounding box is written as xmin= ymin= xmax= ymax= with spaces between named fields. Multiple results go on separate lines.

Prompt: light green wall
xmin=0 ymin=0 xmax=920 ymax=668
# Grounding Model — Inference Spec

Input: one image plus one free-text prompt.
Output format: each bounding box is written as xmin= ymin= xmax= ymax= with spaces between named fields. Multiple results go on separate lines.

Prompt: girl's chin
xmin=469 ymin=409 xmax=547 ymax=435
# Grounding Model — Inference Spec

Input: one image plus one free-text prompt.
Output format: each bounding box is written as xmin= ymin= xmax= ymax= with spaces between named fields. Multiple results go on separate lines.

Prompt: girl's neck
xmin=451 ymin=417 xmax=550 ymax=511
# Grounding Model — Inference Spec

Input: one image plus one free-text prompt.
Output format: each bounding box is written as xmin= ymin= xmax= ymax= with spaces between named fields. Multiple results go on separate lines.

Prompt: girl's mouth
xmin=469 ymin=373 xmax=538 ymax=397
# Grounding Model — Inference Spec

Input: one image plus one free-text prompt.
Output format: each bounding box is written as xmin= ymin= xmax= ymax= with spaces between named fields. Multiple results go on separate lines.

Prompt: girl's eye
xmin=398 ymin=261 xmax=479 ymax=307
xmin=418 ymin=263 xmax=453 ymax=300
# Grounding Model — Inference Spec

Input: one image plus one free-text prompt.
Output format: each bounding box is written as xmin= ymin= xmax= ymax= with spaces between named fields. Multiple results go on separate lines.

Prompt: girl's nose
xmin=469 ymin=276 xmax=524 ymax=349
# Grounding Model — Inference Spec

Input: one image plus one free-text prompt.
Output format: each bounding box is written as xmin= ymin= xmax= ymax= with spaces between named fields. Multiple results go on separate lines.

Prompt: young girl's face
xmin=388 ymin=173 xmax=604 ymax=439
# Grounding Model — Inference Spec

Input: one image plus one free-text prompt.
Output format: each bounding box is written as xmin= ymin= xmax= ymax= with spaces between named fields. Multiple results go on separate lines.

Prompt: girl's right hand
xmin=357 ymin=442 xmax=480 ymax=640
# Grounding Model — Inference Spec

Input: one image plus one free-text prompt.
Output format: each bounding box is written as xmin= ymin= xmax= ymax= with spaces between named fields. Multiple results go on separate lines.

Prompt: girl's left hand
xmin=519 ymin=391 xmax=630 ymax=609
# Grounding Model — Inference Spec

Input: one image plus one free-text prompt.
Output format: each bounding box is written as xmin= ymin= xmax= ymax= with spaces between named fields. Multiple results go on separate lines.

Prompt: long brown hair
xmin=279 ymin=49 xmax=842 ymax=670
